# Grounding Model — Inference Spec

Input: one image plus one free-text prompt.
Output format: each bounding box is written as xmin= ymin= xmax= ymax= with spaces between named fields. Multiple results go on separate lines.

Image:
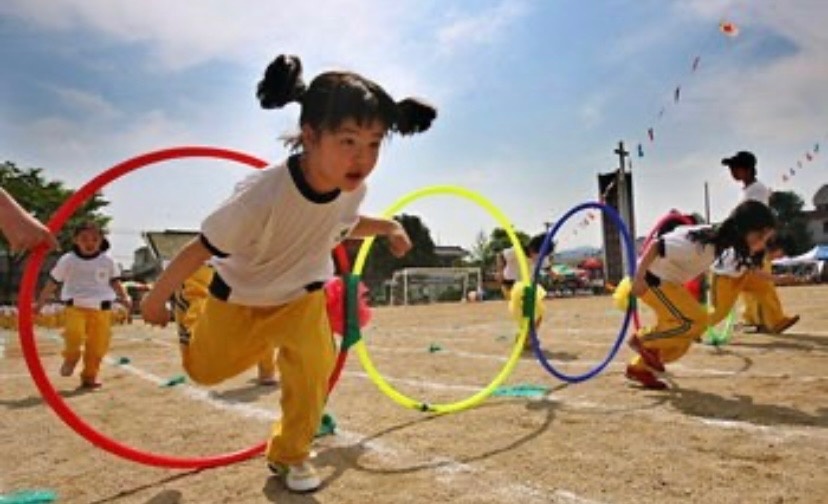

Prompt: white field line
xmin=65 ymin=331 xmax=828 ymax=445
xmin=82 ymin=342 xmax=601 ymax=503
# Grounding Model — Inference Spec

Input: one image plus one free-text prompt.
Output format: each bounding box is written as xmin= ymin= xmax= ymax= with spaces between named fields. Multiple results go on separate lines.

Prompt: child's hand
xmin=631 ymin=275 xmax=648 ymax=297
xmin=140 ymin=294 xmax=170 ymax=327
xmin=387 ymin=221 xmax=412 ymax=258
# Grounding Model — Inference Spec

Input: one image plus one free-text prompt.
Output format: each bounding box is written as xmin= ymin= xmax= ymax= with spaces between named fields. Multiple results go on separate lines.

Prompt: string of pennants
xmin=563 ymin=21 xmax=741 ymax=239
xmin=559 ymin=19 xmax=819 ymax=240
xmin=635 ymin=21 xmax=740 ymax=160
xmin=779 ymin=142 xmax=821 ymax=185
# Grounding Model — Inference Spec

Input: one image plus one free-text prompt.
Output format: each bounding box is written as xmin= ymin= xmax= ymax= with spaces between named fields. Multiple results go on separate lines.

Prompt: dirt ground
xmin=1 ymin=285 xmax=827 ymax=503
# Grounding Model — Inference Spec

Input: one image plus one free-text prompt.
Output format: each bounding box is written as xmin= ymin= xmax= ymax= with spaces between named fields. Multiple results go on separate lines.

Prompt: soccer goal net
xmin=387 ymin=267 xmax=482 ymax=306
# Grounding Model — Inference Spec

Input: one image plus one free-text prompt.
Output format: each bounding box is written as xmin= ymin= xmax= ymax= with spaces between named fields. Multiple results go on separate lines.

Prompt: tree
xmin=359 ymin=213 xmax=439 ymax=295
xmin=1 ymin=161 xmax=110 ymax=301
xmin=769 ymin=190 xmax=813 ymax=255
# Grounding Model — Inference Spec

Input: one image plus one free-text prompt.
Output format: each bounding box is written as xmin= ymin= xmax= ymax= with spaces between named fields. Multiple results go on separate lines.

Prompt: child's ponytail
xmin=394 ymin=98 xmax=437 ymax=135
xmin=256 ymin=54 xmax=307 ymax=109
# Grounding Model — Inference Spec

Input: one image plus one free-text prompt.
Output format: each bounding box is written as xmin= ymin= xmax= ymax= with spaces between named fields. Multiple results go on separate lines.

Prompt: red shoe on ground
xmin=627 ymin=336 xmax=665 ymax=372
xmin=80 ymin=379 xmax=102 ymax=390
xmin=625 ymin=365 xmax=668 ymax=390
xmin=771 ymin=315 xmax=800 ymax=335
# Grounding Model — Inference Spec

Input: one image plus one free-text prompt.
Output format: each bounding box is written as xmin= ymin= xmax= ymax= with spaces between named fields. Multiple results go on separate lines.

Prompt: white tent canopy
xmin=773 ymin=245 xmax=827 ymax=280
xmin=772 ymin=245 xmax=827 ymax=267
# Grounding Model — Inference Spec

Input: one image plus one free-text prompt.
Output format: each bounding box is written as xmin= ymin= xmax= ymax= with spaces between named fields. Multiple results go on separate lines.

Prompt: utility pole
xmin=614 ymin=141 xmax=632 ymax=273
xmin=704 ymin=181 xmax=711 ymax=223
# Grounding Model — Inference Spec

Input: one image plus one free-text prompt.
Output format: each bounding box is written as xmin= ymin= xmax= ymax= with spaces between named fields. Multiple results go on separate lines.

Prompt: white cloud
xmin=436 ymin=1 xmax=530 ymax=55
xmin=48 ymin=86 xmax=121 ymax=121
xmin=613 ymin=0 xmax=828 ymax=219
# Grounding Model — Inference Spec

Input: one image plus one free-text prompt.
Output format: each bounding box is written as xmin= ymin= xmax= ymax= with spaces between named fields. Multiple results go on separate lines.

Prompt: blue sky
xmin=1 ymin=0 xmax=826 ymax=266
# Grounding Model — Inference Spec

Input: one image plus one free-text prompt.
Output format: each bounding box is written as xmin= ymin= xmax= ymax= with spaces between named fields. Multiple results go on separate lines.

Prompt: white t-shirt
xmin=501 ymin=247 xmax=520 ymax=282
xmin=501 ymin=247 xmax=548 ymax=282
xmin=742 ymin=180 xmax=771 ymax=206
xmin=50 ymin=252 xmax=119 ymax=309
xmin=201 ymin=155 xmax=365 ymax=306
xmin=648 ymin=225 xmax=717 ymax=284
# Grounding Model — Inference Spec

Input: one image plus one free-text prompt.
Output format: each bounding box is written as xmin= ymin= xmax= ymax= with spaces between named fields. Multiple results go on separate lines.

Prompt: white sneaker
xmin=268 ymin=460 xmax=321 ymax=493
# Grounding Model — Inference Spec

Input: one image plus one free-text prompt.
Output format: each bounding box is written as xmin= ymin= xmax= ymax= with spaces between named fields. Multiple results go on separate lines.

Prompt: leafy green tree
xmin=769 ymin=191 xmax=813 ymax=255
xmin=1 ymin=162 xmax=110 ymax=301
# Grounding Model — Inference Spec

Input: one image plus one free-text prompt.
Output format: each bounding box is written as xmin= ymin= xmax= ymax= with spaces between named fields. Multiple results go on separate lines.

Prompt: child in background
xmin=497 ymin=234 xmax=549 ymax=300
xmin=38 ymin=222 xmax=131 ymax=388
xmin=627 ymin=201 xmax=776 ymax=390
xmin=141 ymin=54 xmax=435 ymax=492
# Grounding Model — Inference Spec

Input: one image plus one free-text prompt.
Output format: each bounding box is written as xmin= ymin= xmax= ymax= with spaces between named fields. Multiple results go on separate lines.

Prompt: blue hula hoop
xmin=530 ymin=201 xmax=637 ymax=383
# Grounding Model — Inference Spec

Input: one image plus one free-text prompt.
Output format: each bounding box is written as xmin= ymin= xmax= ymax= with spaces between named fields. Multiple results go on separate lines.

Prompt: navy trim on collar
xmin=288 ymin=154 xmax=341 ymax=204
xmin=72 ymin=246 xmax=102 ymax=260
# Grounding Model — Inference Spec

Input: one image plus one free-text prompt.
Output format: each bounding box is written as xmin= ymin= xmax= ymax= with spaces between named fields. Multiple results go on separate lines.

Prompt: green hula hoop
xmin=352 ymin=185 xmax=531 ymax=414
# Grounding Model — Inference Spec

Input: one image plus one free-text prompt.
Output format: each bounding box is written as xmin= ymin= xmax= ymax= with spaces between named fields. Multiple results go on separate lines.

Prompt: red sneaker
xmin=625 ymin=365 xmax=668 ymax=390
xmin=770 ymin=315 xmax=800 ymax=335
xmin=627 ymin=336 xmax=665 ymax=372
xmin=80 ymin=379 xmax=102 ymax=390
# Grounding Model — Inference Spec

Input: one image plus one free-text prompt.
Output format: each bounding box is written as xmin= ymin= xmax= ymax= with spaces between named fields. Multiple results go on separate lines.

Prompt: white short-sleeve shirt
xmin=50 ymin=251 xmax=120 ymax=309
xmin=742 ymin=180 xmax=771 ymax=206
xmin=647 ymin=225 xmax=717 ymax=284
xmin=501 ymin=247 xmax=520 ymax=282
xmin=501 ymin=247 xmax=548 ymax=282
xmin=200 ymin=155 xmax=366 ymax=306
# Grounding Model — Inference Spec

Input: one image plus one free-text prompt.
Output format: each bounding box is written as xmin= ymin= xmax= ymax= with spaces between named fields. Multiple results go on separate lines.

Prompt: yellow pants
xmin=176 ymin=266 xmax=334 ymax=465
xmin=63 ymin=306 xmax=112 ymax=382
xmin=710 ymin=272 xmax=785 ymax=329
xmin=258 ymin=343 xmax=278 ymax=379
xmin=739 ymin=259 xmax=783 ymax=327
xmin=629 ymin=281 xmax=709 ymax=372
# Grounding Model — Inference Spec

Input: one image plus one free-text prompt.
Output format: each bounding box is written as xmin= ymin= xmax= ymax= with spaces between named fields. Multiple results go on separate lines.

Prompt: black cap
xmin=722 ymin=151 xmax=757 ymax=169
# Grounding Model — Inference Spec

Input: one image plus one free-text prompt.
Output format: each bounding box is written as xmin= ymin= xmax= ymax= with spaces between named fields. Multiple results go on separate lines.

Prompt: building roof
xmin=802 ymin=207 xmax=828 ymax=219
xmin=144 ymin=230 xmax=199 ymax=261
xmin=814 ymin=184 xmax=828 ymax=207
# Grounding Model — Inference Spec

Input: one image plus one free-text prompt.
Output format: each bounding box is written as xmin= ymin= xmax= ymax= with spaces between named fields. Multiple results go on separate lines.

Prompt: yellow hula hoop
xmin=353 ymin=185 xmax=531 ymax=414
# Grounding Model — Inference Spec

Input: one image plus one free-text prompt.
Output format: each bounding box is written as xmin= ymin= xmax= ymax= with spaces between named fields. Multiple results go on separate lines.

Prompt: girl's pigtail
xmin=394 ymin=98 xmax=437 ymax=135
xmin=257 ymin=54 xmax=307 ymax=109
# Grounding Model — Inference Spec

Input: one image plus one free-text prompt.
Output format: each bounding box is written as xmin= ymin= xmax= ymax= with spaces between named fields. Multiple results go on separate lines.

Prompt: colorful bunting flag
xmin=790 ymin=168 xmax=796 ymax=176
xmin=815 ymin=143 xmax=820 ymax=153
xmin=637 ymin=144 xmax=644 ymax=158
xmin=692 ymin=56 xmax=701 ymax=72
xmin=782 ymin=175 xmax=789 ymax=182
xmin=648 ymin=128 xmax=654 ymax=142
xmin=797 ymin=160 xmax=802 ymax=168
xmin=719 ymin=21 xmax=739 ymax=37
xmin=674 ymin=86 xmax=681 ymax=103
xmin=806 ymin=152 xmax=813 ymax=161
